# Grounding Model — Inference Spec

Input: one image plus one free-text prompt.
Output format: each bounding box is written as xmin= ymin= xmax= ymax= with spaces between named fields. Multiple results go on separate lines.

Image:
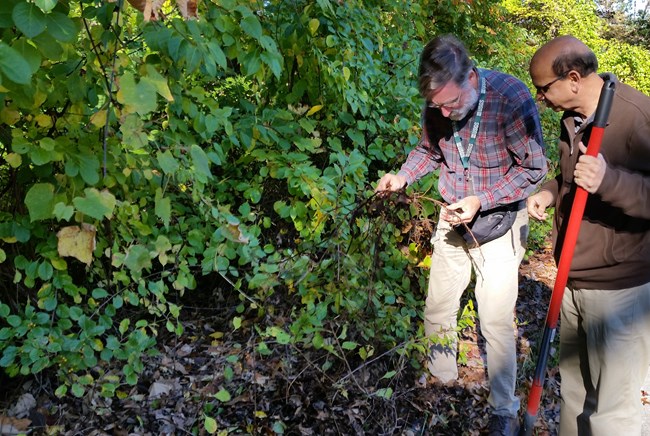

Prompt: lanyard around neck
xmin=452 ymin=73 xmax=487 ymax=170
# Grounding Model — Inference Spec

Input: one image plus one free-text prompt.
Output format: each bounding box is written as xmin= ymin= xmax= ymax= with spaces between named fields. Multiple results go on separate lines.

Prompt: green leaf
xmin=12 ymin=2 xmax=47 ymax=38
xmin=261 ymin=51 xmax=283 ymax=79
xmin=0 ymin=42 xmax=32 ymax=85
xmin=38 ymin=261 xmax=53 ymax=280
xmin=117 ymin=71 xmax=157 ymax=115
xmin=53 ymin=202 xmax=74 ymax=221
xmin=119 ymin=319 xmax=130 ymax=335
xmin=144 ymin=65 xmax=173 ymax=101
xmin=241 ymin=15 xmax=262 ymax=40
xmin=204 ymin=416 xmax=217 ymax=434
xmin=35 ymin=0 xmax=57 ymax=13
xmin=308 ymin=18 xmax=320 ymax=36
xmin=123 ymin=245 xmax=152 ymax=272
xmin=12 ymin=38 xmax=42 ymax=74
xmin=54 ymin=385 xmax=67 ymax=398
xmin=24 ymin=183 xmax=54 ymax=222
xmin=71 ymin=383 xmax=85 ymax=398
xmin=72 ymin=188 xmax=116 ymax=220
xmin=92 ymin=288 xmax=108 ymax=299
xmin=215 ymin=388 xmax=231 ymax=402
xmin=207 ymin=40 xmax=227 ymax=70
xmin=46 ymin=12 xmax=77 ymax=43
xmin=155 ymin=189 xmax=171 ymax=227
xmin=375 ymin=387 xmax=393 ymax=399
xmin=157 ymin=150 xmax=180 ymax=175
xmin=76 ymin=152 xmax=100 ymax=185
xmin=190 ymin=144 xmax=212 ymax=181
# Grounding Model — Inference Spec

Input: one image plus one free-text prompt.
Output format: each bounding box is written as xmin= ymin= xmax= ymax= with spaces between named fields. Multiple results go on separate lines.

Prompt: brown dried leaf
xmin=56 ymin=223 xmax=96 ymax=265
xmin=176 ymin=0 xmax=198 ymax=19
xmin=126 ymin=0 xmax=166 ymax=21
xmin=0 ymin=416 xmax=31 ymax=435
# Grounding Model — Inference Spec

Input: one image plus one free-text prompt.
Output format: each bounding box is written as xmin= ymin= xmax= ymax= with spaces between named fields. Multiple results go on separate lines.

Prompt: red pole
xmin=521 ymin=79 xmax=616 ymax=435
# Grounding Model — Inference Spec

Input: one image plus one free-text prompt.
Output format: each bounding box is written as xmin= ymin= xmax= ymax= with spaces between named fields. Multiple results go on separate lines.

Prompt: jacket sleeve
xmin=597 ymin=118 xmax=650 ymax=220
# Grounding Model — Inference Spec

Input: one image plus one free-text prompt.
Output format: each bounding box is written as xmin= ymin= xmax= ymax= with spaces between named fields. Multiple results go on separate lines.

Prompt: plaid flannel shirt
xmin=398 ymin=68 xmax=548 ymax=211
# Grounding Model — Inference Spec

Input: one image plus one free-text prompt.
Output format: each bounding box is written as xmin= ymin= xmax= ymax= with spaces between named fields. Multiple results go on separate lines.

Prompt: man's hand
xmin=527 ymin=190 xmax=554 ymax=220
xmin=375 ymin=173 xmax=407 ymax=193
xmin=574 ymin=141 xmax=607 ymax=194
xmin=442 ymin=196 xmax=481 ymax=225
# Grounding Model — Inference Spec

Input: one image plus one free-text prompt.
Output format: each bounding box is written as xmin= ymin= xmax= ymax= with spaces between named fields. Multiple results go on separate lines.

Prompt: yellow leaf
xmin=417 ymin=254 xmax=431 ymax=268
xmin=308 ymin=18 xmax=320 ymax=36
xmin=343 ymin=66 xmax=351 ymax=81
xmin=306 ymin=105 xmax=323 ymax=117
xmin=254 ymin=410 xmax=267 ymax=418
xmin=90 ymin=110 xmax=107 ymax=128
xmin=34 ymin=114 xmax=52 ymax=128
xmin=56 ymin=224 xmax=97 ymax=265
xmin=0 ymin=107 xmax=20 ymax=125
xmin=6 ymin=153 xmax=21 ymax=168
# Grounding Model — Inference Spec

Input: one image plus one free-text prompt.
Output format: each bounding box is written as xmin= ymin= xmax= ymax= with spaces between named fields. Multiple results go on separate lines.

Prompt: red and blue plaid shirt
xmin=398 ymin=69 xmax=548 ymax=210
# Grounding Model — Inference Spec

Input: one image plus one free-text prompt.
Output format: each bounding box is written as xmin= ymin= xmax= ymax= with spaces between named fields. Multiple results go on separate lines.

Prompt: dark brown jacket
xmin=542 ymin=73 xmax=650 ymax=289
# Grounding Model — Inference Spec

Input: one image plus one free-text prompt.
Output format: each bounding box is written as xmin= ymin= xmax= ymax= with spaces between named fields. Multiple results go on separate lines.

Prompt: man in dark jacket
xmin=528 ymin=35 xmax=650 ymax=436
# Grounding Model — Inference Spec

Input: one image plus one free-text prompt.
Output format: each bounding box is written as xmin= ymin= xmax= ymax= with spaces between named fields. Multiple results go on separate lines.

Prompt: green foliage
xmin=0 ymin=0 xmax=648 ymax=413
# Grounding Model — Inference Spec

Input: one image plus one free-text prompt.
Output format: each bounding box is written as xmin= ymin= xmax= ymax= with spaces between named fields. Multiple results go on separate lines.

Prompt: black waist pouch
xmin=455 ymin=200 xmax=523 ymax=246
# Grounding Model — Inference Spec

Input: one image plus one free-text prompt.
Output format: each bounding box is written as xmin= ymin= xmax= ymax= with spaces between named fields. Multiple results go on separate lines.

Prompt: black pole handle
xmin=593 ymin=79 xmax=616 ymax=128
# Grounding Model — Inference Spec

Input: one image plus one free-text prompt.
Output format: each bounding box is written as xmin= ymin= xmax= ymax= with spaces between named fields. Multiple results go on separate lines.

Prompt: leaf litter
xmin=0 ymin=249 xmax=564 ymax=435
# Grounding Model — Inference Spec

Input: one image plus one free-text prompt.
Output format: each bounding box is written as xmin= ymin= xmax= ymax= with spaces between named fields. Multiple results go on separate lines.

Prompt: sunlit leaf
xmin=204 ymin=416 xmax=217 ymax=434
xmin=215 ymin=388 xmax=231 ymax=402
xmin=35 ymin=0 xmax=57 ymax=13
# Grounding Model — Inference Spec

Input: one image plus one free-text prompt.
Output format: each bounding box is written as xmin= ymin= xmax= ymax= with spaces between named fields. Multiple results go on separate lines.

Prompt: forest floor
xmin=0 ymin=246 xmax=564 ymax=436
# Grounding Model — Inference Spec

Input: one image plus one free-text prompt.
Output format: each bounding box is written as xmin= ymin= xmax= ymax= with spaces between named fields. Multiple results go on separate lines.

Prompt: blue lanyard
xmin=452 ymin=74 xmax=487 ymax=176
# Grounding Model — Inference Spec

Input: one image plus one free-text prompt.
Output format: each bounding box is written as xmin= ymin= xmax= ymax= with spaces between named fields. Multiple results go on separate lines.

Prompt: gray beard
xmin=449 ymin=85 xmax=480 ymax=121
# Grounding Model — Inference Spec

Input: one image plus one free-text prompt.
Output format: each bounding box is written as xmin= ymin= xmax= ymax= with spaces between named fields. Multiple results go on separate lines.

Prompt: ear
xmin=567 ymin=70 xmax=581 ymax=92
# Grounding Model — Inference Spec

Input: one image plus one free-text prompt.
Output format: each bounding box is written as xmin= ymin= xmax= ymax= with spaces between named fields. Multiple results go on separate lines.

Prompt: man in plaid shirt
xmin=376 ymin=35 xmax=547 ymax=435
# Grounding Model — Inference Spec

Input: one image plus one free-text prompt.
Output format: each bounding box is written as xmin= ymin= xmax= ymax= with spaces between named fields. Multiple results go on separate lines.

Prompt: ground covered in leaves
xmin=0 ymin=248 xmax=561 ymax=436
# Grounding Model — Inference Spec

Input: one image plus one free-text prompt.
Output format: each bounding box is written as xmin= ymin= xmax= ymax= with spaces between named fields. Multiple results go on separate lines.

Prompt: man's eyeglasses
xmin=535 ymin=71 xmax=570 ymax=95
xmin=428 ymin=90 xmax=462 ymax=109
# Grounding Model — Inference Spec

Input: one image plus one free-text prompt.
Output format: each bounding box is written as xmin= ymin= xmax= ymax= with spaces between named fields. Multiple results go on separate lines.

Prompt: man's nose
xmin=441 ymin=107 xmax=452 ymax=118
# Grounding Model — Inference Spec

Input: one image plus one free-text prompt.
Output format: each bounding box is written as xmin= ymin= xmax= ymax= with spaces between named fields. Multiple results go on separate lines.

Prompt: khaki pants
xmin=425 ymin=207 xmax=528 ymax=418
xmin=559 ymin=283 xmax=650 ymax=436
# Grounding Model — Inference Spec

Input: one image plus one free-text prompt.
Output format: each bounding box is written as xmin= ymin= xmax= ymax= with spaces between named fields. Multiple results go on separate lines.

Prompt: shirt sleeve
xmin=396 ymin=111 xmax=442 ymax=185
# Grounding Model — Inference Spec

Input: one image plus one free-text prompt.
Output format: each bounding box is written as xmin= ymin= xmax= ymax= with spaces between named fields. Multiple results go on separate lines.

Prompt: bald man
xmin=528 ymin=35 xmax=650 ymax=436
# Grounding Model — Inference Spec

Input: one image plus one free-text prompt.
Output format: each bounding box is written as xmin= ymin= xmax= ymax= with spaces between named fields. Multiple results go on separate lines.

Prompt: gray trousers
xmin=559 ymin=283 xmax=650 ymax=436
xmin=424 ymin=207 xmax=528 ymax=418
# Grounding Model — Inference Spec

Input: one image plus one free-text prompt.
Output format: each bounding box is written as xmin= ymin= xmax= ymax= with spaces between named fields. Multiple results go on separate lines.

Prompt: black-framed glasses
xmin=535 ymin=71 xmax=570 ymax=95
xmin=427 ymin=90 xmax=462 ymax=109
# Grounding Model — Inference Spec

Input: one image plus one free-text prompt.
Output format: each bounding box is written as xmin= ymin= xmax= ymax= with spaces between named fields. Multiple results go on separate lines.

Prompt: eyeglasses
xmin=428 ymin=90 xmax=462 ymax=110
xmin=535 ymin=71 xmax=570 ymax=95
